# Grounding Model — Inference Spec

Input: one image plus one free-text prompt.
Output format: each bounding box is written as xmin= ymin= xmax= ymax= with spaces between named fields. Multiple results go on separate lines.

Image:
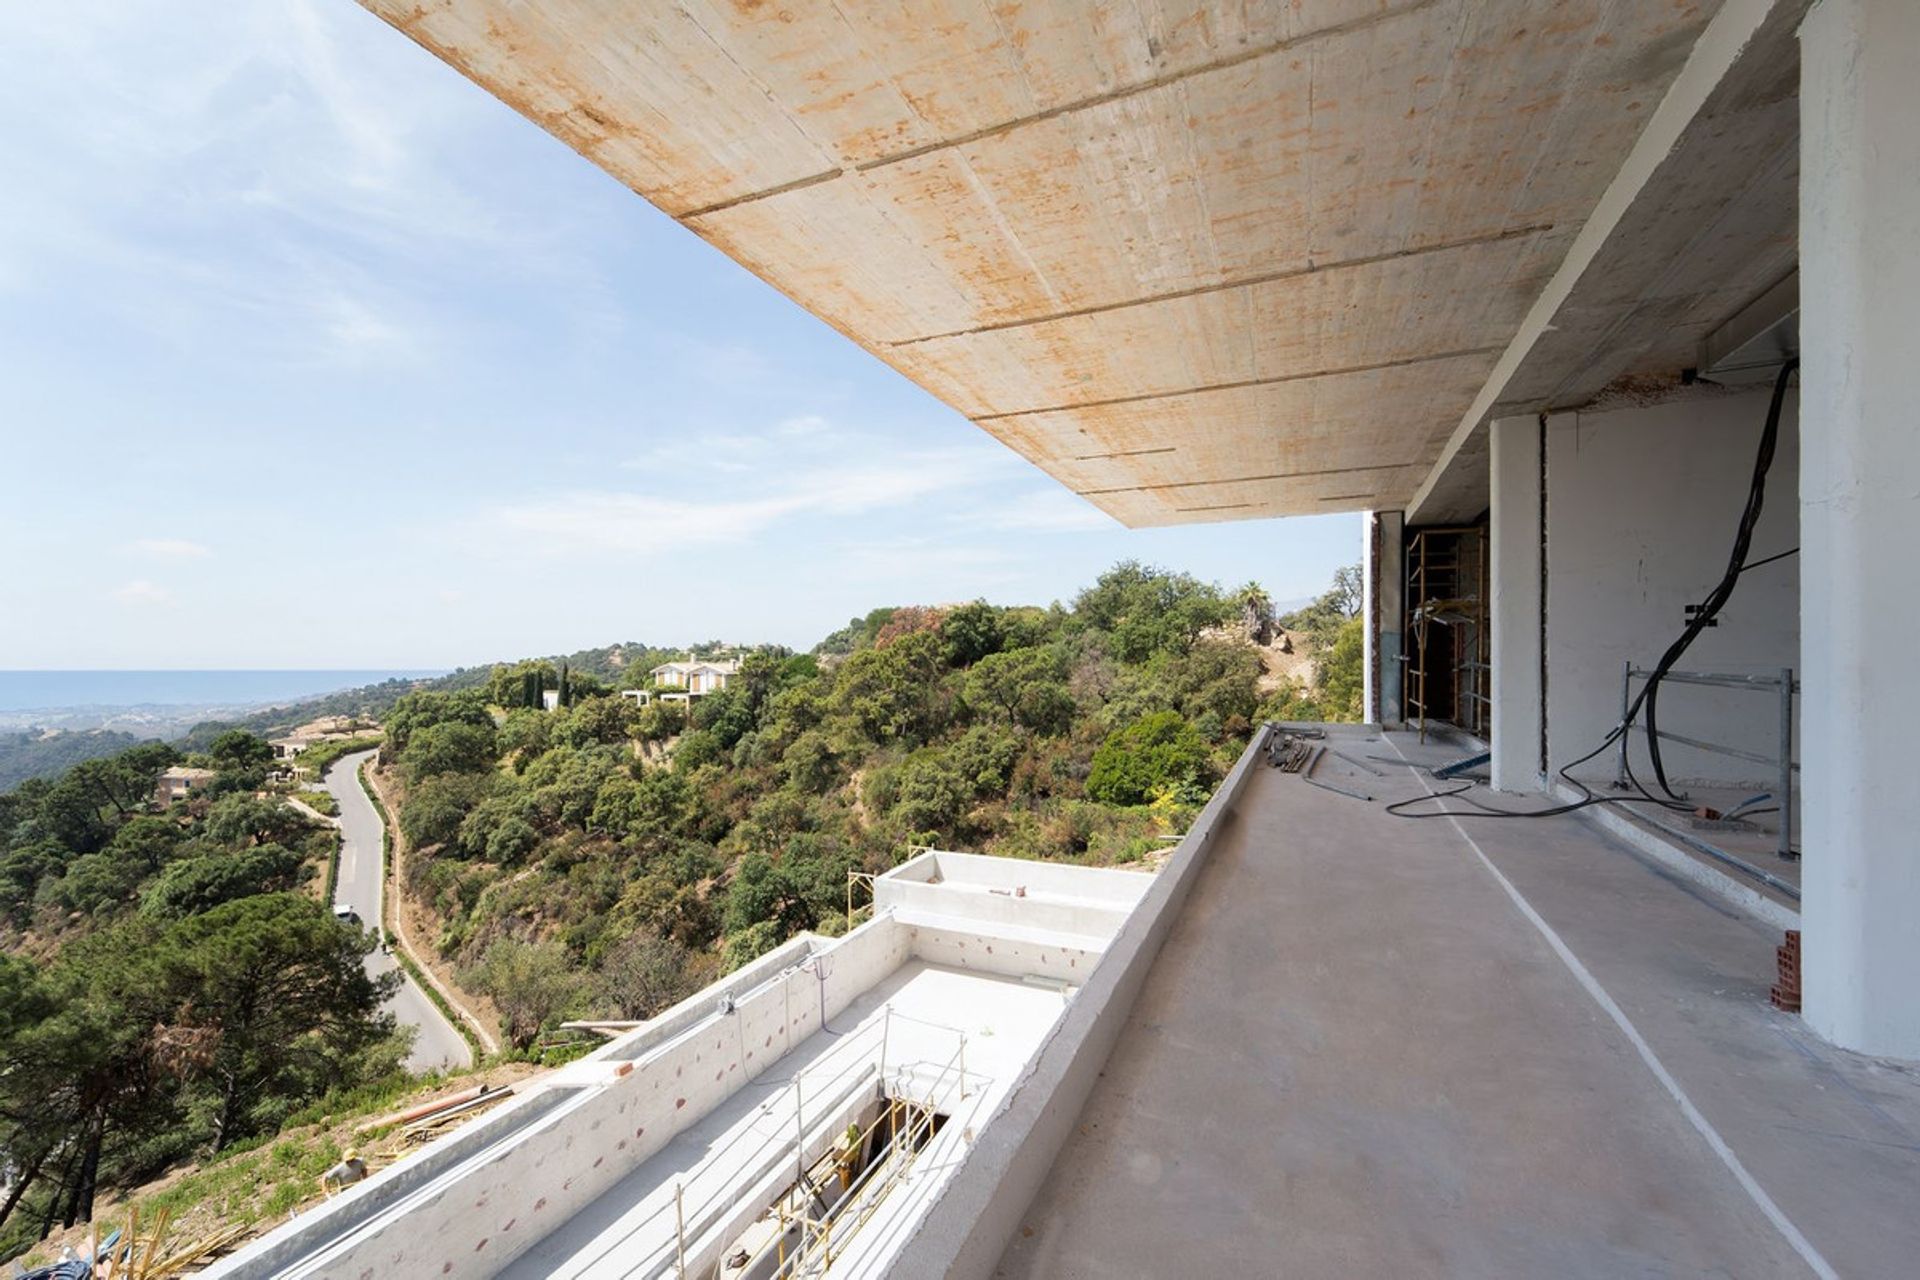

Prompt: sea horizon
xmin=0 ymin=669 xmax=449 ymax=712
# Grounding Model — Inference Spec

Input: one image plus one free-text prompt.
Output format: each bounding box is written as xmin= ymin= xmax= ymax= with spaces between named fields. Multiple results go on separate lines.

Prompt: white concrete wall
xmin=1799 ymin=0 xmax=1920 ymax=1060
xmin=1543 ymin=389 xmax=1800 ymax=787
xmin=906 ymin=922 xmax=1103 ymax=982
xmin=886 ymin=850 xmax=1151 ymax=905
xmin=215 ymin=924 xmax=909 ymax=1280
xmin=878 ymin=851 xmax=1149 ymax=943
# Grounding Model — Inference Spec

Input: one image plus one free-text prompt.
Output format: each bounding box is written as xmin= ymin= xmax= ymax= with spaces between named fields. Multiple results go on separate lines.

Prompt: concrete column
xmin=1489 ymin=416 xmax=1543 ymax=792
xmin=1799 ymin=0 xmax=1920 ymax=1059
xmin=1362 ymin=512 xmax=1376 ymax=724
xmin=1372 ymin=511 xmax=1405 ymax=724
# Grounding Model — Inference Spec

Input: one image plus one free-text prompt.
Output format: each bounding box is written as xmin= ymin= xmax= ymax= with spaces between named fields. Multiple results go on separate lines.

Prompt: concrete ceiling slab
xmin=1408 ymin=0 xmax=1805 ymax=524
xmin=366 ymin=0 xmax=1724 ymax=523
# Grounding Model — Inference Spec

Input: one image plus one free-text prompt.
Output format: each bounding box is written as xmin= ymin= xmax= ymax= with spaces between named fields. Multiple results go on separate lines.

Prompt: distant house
xmin=623 ymin=657 xmax=741 ymax=705
xmin=154 ymin=766 xmax=217 ymax=808
xmin=269 ymin=716 xmax=366 ymax=761
xmin=541 ymin=689 xmax=562 ymax=712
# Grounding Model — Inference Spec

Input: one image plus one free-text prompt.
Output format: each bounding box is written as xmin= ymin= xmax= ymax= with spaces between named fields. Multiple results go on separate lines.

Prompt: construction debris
xmin=1267 ymin=735 xmax=1315 ymax=773
xmin=22 ymin=1206 xmax=250 ymax=1280
xmin=1330 ymin=749 xmax=1385 ymax=777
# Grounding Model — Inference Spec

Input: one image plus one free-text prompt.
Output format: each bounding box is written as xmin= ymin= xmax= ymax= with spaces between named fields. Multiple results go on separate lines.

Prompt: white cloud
xmin=0 ymin=1 xmax=595 ymax=367
xmin=833 ymin=540 xmax=1022 ymax=583
xmin=113 ymin=579 xmax=172 ymax=605
xmin=970 ymin=489 xmax=1114 ymax=533
xmin=126 ymin=537 xmax=211 ymax=559
xmin=775 ymin=414 xmax=832 ymax=438
xmin=493 ymin=449 xmax=1005 ymax=557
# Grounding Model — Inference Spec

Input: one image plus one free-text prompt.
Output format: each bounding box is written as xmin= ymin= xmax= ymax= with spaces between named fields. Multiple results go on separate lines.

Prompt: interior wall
xmin=1545 ymin=388 xmax=1800 ymax=786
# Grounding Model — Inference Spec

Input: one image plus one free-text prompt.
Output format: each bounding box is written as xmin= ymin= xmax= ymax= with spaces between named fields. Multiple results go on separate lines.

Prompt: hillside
xmin=377 ymin=561 xmax=1362 ymax=1050
xmin=0 ymin=560 xmax=1359 ymax=1265
xmin=177 ymin=642 xmax=690 ymax=750
xmin=0 ymin=731 xmax=403 ymax=1263
xmin=0 ymin=728 xmax=145 ymax=791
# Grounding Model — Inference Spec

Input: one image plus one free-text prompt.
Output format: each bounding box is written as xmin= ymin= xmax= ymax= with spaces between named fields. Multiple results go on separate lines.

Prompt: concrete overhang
xmin=1407 ymin=0 xmax=1804 ymax=524
xmin=363 ymin=0 xmax=1741 ymax=526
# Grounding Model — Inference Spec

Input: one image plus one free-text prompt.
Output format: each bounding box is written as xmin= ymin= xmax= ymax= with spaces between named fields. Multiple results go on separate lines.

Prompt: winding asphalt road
xmin=322 ymin=750 xmax=472 ymax=1074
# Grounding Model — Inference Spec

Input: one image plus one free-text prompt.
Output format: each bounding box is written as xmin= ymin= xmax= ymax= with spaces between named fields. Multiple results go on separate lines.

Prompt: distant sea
xmin=0 ymin=670 xmax=447 ymax=712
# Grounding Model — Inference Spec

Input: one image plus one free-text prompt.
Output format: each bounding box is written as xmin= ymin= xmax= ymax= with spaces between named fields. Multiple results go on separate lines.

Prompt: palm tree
xmin=1233 ymin=582 xmax=1274 ymax=644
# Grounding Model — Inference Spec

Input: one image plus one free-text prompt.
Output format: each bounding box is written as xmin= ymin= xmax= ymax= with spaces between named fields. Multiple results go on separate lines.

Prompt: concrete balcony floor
xmin=997 ymin=726 xmax=1920 ymax=1279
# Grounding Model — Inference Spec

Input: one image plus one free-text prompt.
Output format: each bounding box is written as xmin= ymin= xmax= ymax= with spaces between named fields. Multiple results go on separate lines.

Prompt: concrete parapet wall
xmin=600 ymin=933 xmax=819 ymax=1061
xmin=212 ymin=921 xmax=911 ymax=1279
xmin=889 ymin=726 xmax=1273 ymax=1278
xmin=888 ymin=849 xmax=1153 ymax=905
xmin=906 ymin=921 xmax=1102 ymax=983
xmin=881 ymin=876 xmax=1132 ymax=941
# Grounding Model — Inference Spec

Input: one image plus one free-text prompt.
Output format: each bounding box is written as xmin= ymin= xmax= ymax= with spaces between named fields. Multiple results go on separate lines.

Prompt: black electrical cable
xmin=1739 ymin=546 xmax=1798 ymax=575
xmin=1390 ymin=357 xmax=1799 ymax=822
xmin=1642 ymin=357 xmax=1797 ymax=800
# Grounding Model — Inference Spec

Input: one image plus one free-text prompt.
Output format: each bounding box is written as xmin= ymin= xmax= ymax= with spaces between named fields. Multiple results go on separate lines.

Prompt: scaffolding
xmin=622 ymin=1007 xmax=977 ymax=1280
xmin=1403 ymin=526 xmax=1489 ymax=740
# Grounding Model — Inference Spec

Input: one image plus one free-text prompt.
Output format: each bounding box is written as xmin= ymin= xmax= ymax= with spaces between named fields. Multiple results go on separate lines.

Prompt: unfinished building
xmin=223 ymin=0 xmax=1920 ymax=1274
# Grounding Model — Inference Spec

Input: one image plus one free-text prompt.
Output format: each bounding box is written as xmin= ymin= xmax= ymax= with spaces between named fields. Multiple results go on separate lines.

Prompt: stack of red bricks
xmin=1772 ymin=929 xmax=1801 ymax=1012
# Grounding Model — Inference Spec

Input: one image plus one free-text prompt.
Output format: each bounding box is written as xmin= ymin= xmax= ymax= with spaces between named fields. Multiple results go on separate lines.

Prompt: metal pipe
xmin=1778 ymin=666 xmax=1796 ymax=861
xmin=1625 ymin=666 xmax=1796 ymax=691
xmin=1303 ymin=746 xmax=1374 ymax=802
xmin=1616 ymin=659 xmax=1632 ymax=789
xmin=1628 ymin=724 xmax=1792 ymax=772
xmin=674 ymin=1183 xmax=686 ymax=1279
xmin=1632 ymin=809 xmax=1801 ymax=901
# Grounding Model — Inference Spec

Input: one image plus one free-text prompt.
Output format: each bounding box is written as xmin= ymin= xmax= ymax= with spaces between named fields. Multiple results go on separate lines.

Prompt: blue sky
xmin=0 ymin=2 xmax=1360 ymax=670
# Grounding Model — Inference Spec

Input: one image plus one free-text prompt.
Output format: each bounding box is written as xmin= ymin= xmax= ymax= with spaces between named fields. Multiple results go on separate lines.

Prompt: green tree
xmin=781 ymin=730 xmax=839 ymax=793
xmin=723 ymin=853 xmax=807 ymax=937
xmin=150 ymin=894 xmax=395 ymax=1149
xmin=1087 ymin=711 xmax=1215 ymax=806
xmin=107 ymin=815 xmax=186 ymax=873
xmin=483 ymin=816 xmax=541 ymax=865
xmin=596 ymin=932 xmax=694 ymax=1020
xmin=939 ymin=600 xmax=1005 ymax=667
xmin=384 ymin=690 xmax=493 ymax=755
xmin=141 ymin=845 xmax=308 ymax=918
xmin=400 ymin=773 xmax=493 ymax=850
xmin=830 ymin=630 xmax=946 ymax=744
xmin=1074 ymin=561 xmax=1231 ymax=662
xmin=205 ymin=794 xmax=311 ymax=849
xmin=1314 ymin=617 xmax=1366 ymax=721
xmin=207 ymin=730 xmax=273 ymax=772
xmin=472 ymin=938 xmax=581 ymax=1050
xmin=964 ymin=647 xmax=1073 ymax=735
xmin=487 ymin=660 xmax=557 ymax=709
xmin=891 ymin=751 xmax=968 ymax=834
xmin=1279 ymin=563 xmax=1364 ymax=652
xmin=401 ymin=720 xmax=497 ymax=779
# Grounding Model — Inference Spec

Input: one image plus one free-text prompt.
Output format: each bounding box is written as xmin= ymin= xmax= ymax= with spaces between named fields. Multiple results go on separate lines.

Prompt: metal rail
xmin=767 ymin=1038 xmax=976 ymax=1278
xmin=1615 ymin=663 xmax=1797 ymax=861
xmin=646 ymin=1005 xmax=972 ymax=1279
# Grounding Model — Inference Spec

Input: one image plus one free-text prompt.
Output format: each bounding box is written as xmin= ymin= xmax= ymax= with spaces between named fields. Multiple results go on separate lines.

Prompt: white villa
xmin=620 ymin=657 xmax=741 ymax=706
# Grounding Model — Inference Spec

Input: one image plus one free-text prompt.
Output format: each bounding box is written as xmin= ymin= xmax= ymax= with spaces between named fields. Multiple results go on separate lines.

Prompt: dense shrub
xmin=1086 ymin=711 xmax=1215 ymax=806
